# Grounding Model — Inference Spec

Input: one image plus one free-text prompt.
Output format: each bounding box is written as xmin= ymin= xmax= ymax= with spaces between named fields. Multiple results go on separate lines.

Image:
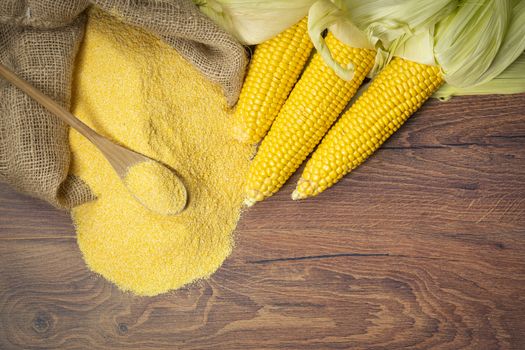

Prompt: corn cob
xmin=244 ymin=33 xmax=376 ymax=206
xmin=292 ymin=57 xmax=444 ymax=200
xmin=233 ymin=17 xmax=313 ymax=144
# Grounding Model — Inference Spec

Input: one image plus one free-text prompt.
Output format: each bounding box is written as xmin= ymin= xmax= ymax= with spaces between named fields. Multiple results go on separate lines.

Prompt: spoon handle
xmin=0 ymin=63 xmax=102 ymax=144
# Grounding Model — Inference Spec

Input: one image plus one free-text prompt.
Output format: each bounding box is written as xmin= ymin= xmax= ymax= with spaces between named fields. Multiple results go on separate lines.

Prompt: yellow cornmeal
xmin=69 ymin=8 xmax=253 ymax=296
xmin=124 ymin=161 xmax=187 ymax=216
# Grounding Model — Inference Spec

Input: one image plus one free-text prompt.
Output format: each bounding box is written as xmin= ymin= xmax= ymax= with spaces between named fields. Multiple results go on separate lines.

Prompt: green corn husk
xmin=309 ymin=0 xmax=525 ymax=96
xmin=434 ymin=0 xmax=525 ymax=89
xmin=434 ymin=53 xmax=525 ymax=100
xmin=307 ymin=0 xmax=457 ymax=80
xmin=192 ymin=0 xmax=316 ymax=44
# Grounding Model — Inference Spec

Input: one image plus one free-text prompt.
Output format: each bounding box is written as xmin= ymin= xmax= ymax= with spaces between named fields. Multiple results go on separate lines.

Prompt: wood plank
xmin=389 ymin=95 xmax=525 ymax=148
xmin=0 ymin=94 xmax=524 ymax=349
xmin=0 ymin=238 xmax=523 ymax=349
xmin=0 ymin=189 xmax=74 ymax=239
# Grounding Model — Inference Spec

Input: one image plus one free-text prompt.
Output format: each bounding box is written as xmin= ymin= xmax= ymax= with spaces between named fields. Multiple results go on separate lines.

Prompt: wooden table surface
xmin=1 ymin=94 xmax=524 ymax=349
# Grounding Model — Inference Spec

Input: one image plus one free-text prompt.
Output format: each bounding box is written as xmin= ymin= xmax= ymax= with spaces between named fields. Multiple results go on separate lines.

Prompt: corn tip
xmin=232 ymin=125 xmax=252 ymax=144
xmin=244 ymin=197 xmax=257 ymax=207
xmin=291 ymin=189 xmax=305 ymax=201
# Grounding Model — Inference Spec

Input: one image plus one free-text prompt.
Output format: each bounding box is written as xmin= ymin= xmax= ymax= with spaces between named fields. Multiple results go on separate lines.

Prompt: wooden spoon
xmin=0 ymin=63 xmax=187 ymax=215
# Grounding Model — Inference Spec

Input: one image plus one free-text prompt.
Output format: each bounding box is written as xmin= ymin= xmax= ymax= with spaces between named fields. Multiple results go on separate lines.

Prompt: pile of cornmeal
xmin=69 ymin=8 xmax=253 ymax=296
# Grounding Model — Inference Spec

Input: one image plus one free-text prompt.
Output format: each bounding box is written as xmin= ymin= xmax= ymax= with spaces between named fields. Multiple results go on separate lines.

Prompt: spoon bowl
xmin=0 ymin=62 xmax=187 ymax=215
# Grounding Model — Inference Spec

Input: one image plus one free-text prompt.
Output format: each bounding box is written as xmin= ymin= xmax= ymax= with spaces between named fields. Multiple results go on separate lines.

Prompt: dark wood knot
xmin=118 ymin=323 xmax=128 ymax=334
xmin=32 ymin=312 xmax=52 ymax=334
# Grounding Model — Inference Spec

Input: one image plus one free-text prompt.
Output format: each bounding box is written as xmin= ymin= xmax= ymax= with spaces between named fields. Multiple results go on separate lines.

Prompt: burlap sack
xmin=0 ymin=0 xmax=248 ymax=209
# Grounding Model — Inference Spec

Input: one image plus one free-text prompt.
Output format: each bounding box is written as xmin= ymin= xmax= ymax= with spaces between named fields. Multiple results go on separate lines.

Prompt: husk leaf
xmin=193 ymin=0 xmax=316 ymax=45
xmin=307 ymin=0 xmax=457 ymax=80
xmin=434 ymin=52 xmax=525 ymax=99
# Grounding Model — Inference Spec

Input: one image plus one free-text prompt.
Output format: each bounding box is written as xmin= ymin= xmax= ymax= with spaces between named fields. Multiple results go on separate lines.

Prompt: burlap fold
xmin=0 ymin=0 xmax=248 ymax=209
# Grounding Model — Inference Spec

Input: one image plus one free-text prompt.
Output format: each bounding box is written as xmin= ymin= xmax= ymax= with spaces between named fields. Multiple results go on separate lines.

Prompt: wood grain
xmin=1 ymin=94 xmax=524 ymax=349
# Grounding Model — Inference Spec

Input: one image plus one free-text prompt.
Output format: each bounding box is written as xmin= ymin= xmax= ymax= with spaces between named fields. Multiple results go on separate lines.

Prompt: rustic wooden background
xmin=1 ymin=94 xmax=524 ymax=349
